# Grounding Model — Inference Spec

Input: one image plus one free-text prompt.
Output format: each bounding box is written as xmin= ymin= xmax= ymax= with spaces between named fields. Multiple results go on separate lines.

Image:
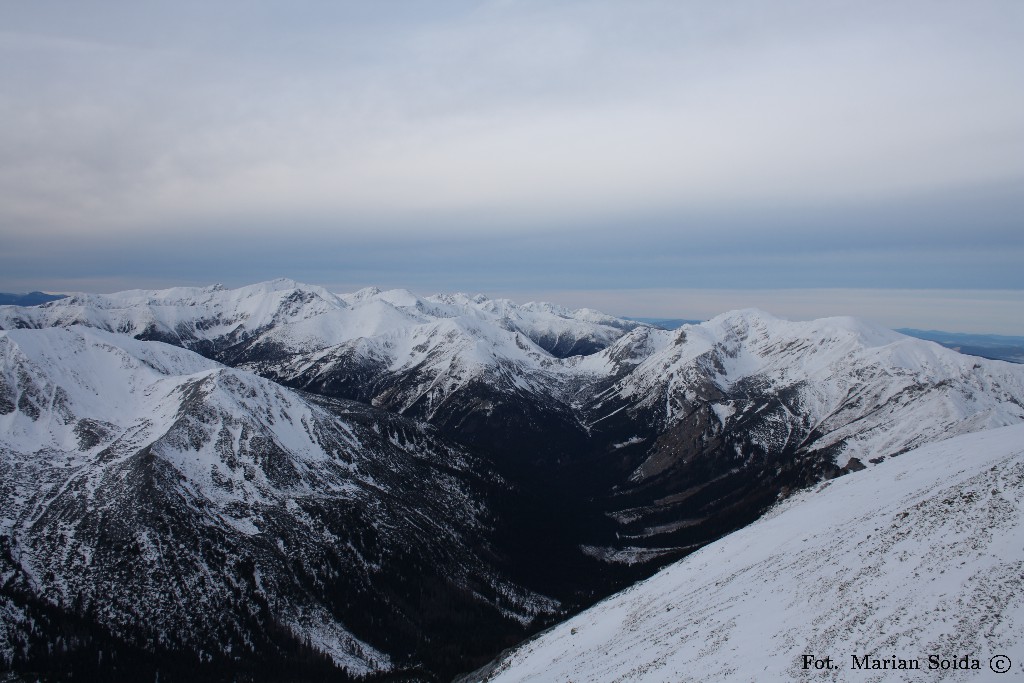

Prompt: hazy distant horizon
xmin=4 ymin=279 xmax=1022 ymax=336
xmin=2 ymin=2 xmax=1021 ymax=334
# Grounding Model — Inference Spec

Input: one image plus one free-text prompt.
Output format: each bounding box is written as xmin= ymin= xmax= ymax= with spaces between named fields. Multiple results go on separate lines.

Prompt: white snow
xmin=480 ymin=424 xmax=1024 ymax=682
xmin=599 ymin=308 xmax=1024 ymax=466
xmin=710 ymin=402 xmax=735 ymax=426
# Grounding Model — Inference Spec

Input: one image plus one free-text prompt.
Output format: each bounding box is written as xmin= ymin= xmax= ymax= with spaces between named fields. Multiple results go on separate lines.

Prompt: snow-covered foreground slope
xmin=0 ymin=326 xmax=553 ymax=680
xmin=475 ymin=424 xmax=1024 ymax=682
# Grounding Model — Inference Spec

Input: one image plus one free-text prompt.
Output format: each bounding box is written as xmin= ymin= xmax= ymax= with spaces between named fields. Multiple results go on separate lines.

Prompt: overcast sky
xmin=1 ymin=1 xmax=1022 ymax=332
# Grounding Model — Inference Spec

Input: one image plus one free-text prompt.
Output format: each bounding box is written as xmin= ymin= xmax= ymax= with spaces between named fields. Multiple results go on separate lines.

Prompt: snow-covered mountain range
xmin=2 ymin=279 xmax=1024 ymax=681
xmin=6 ymin=281 xmax=1020 ymax=466
xmin=0 ymin=326 xmax=552 ymax=680
xmin=574 ymin=309 xmax=1024 ymax=564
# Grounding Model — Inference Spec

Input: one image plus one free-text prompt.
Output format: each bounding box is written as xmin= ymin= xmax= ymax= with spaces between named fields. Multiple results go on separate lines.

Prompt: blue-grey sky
xmin=1 ymin=1 xmax=1022 ymax=332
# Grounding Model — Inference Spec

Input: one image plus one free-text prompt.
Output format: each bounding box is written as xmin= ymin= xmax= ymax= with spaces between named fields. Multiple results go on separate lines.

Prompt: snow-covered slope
xmin=576 ymin=309 xmax=1024 ymax=563
xmin=587 ymin=309 xmax=1024 ymax=463
xmin=0 ymin=326 xmax=553 ymax=679
xmin=474 ymin=424 xmax=1024 ymax=683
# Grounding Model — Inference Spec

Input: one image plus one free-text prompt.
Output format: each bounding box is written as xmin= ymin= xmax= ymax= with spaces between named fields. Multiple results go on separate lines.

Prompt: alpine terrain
xmin=469 ymin=424 xmax=1024 ymax=682
xmin=2 ymin=279 xmax=1023 ymax=681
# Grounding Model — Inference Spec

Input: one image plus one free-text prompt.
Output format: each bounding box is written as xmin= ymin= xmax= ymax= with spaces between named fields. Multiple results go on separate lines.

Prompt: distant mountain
xmin=0 ymin=279 xmax=650 ymax=472
xmin=898 ymin=328 xmax=1024 ymax=364
xmin=625 ymin=316 xmax=703 ymax=329
xmin=629 ymin=322 xmax=1024 ymax=363
xmin=469 ymin=423 xmax=1024 ymax=682
xmin=0 ymin=291 xmax=65 ymax=306
xmin=4 ymin=280 xmax=1024 ymax=680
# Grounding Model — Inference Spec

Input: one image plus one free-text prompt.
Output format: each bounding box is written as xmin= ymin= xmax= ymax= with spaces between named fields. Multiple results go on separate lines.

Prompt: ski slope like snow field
xmin=476 ymin=424 xmax=1024 ymax=682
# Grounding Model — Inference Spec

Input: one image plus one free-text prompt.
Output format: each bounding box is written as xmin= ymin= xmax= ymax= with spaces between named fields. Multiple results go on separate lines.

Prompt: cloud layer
xmin=1 ymin=1 xmax=1021 ymax=328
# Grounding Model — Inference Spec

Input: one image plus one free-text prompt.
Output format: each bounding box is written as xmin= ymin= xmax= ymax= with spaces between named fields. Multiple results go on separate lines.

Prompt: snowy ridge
xmin=476 ymin=424 xmax=1024 ymax=683
xmin=0 ymin=279 xmax=346 ymax=346
xmin=589 ymin=308 xmax=1024 ymax=469
xmin=0 ymin=281 xmax=648 ymax=426
xmin=0 ymin=326 xmax=553 ymax=676
xmin=0 ymin=328 xmax=390 ymax=674
xmin=0 ymin=280 xmax=641 ymax=364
